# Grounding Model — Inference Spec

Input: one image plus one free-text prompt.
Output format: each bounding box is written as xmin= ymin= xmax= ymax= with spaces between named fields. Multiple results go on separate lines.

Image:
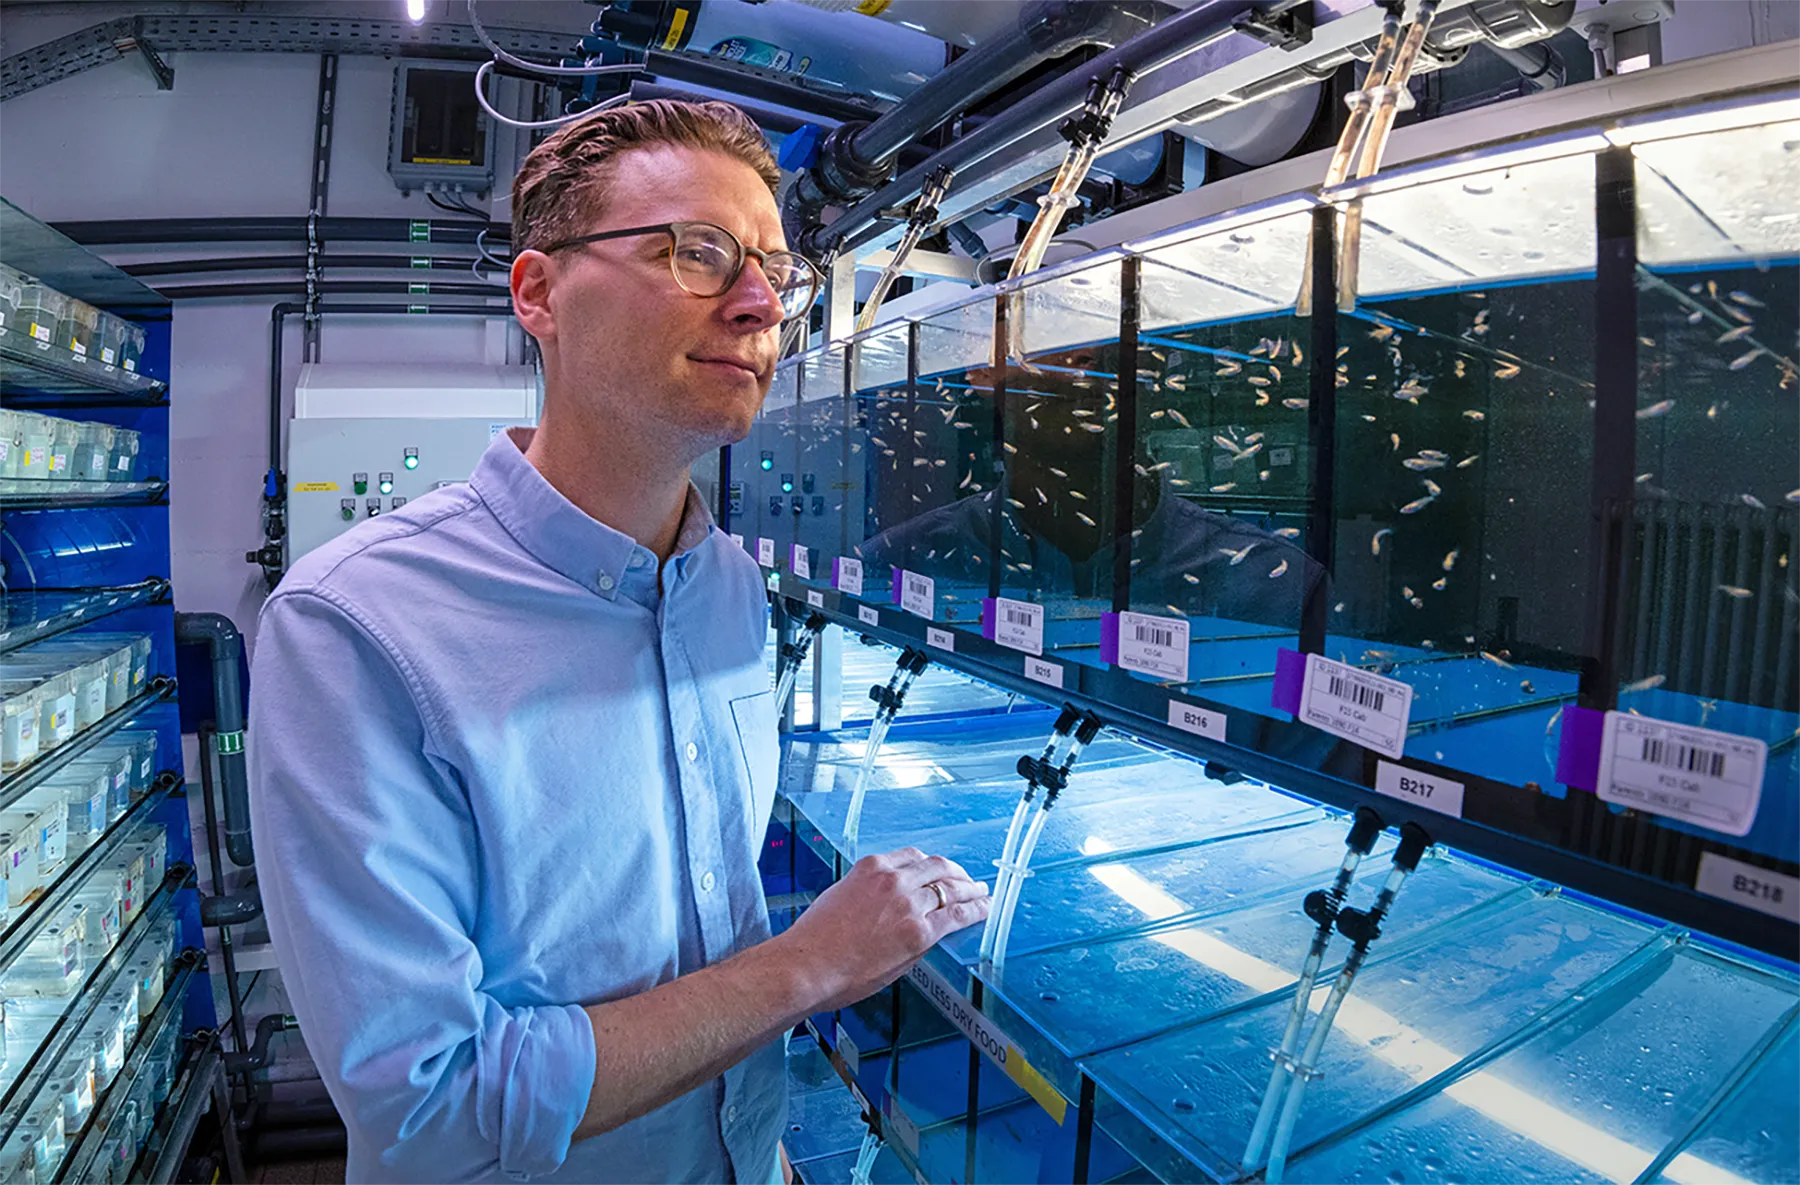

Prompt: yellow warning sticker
xmin=661 ymin=7 xmax=689 ymax=50
xmin=855 ymin=0 xmax=893 ymax=14
xmin=293 ymin=482 xmax=339 ymax=492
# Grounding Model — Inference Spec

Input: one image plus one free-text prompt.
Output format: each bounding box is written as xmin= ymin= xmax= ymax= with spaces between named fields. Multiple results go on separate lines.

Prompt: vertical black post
xmin=1581 ymin=146 xmax=1639 ymax=711
xmin=716 ymin=445 xmax=732 ymax=534
xmin=965 ymin=978 xmax=984 ymax=1185
xmin=907 ymin=321 xmax=922 ymax=581
xmin=989 ymin=298 xmax=1010 ymax=599
xmin=1072 ymin=1075 xmax=1097 ymax=1184
xmin=889 ymin=980 xmax=902 ymax=1095
xmin=303 ymin=53 xmax=338 ymax=363
xmin=1301 ymin=205 xmax=1339 ymax=655
xmin=843 ymin=343 xmax=856 ymax=559
xmin=1111 ymin=256 xmax=1142 ymax=613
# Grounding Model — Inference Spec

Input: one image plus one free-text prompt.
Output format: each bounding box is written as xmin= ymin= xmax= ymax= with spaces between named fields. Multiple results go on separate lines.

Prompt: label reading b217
xmin=992 ymin=597 xmax=1044 ymax=656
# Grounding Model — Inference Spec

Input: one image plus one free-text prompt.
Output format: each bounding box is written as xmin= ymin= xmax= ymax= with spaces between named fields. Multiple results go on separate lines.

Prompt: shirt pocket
xmin=729 ymin=691 xmax=780 ymax=837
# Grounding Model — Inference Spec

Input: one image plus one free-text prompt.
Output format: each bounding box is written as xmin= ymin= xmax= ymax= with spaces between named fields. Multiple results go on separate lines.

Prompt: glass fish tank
xmin=742 ymin=82 xmax=1799 ymax=961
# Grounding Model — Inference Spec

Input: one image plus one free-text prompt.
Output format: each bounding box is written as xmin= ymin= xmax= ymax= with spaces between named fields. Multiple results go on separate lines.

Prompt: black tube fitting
xmin=223 ymin=1013 xmax=297 ymax=1074
xmin=177 ymin=612 xmax=254 ymax=867
xmin=1302 ymin=888 xmax=1338 ymax=927
xmin=1053 ymin=704 xmax=1083 ymax=735
xmin=1347 ymin=806 xmax=1384 ymax=854
xmin=1394 ymin=821 xmax=1432 ymax=871
xmin=1073 ymin=711 xmax=1105 ymax=745
xmin=201 ymin=890 xmax=263 ymax=928
xmin=1015 ymin=754 xmax=1070 ymax=794
xmin=1335 ymin=905 xmax=1382 ymax=945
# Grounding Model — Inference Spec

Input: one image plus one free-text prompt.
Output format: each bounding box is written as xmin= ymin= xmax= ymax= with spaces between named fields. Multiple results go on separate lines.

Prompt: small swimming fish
xmin=1035 ymin=486 xmax=1049 ymax=504
xmin=1292 ymin=343 xmax=1304 ymax=366
xmin=1255 ymin=392 xmax=1270 ymax=407
xmin=1637 ymin=399 xmax=1675 ymax=419
xmin=1400 ymin=495 xmax=1436 ymax=514
xmin=1268 ymin=365 xmax=1282 ymax=384
xmin=1274 ymin=527 xmax=1301 ymax=539
xmin=1069 ymin=489 xmax=1088 ymax=501
xmin=1003 ymin=442 xmax=1018 ymax=454
xmin=958 ymin=471 xmax=973 ymax=489
xmin=1404 ymin=457 xmax=1446 ymax=471
xmin=1214 ymin=434 xmax=1244 ymax=455
xmin=1402 ymin=586 xmax=1415 ymax=599
xmin=1215 ymin=360 xmax=1243 ymax=377
xmin=1454 ymin=359 xmax=1468 ymax=378
xmin=1729 ymin=347 xmax=1766 ymax=370
xmin=1283 ymin=398 xmax=1310 ymax=410
xmin=1362 ymin=413 xmax=1377 ymax=422
xmin=1372 ymin=528 xmax=1393 ymax=556
xmin=1742 ymin=493 xmax=1767 ymax=509
xmin=1049 ymin=466 xmax=1069 ymax=478
xmin=1390 ymin=433 xmax=1402 ymax=451
xmin=1622 ymin=674 xmax=1666 ymax=694
xmin=1167 ymin=409 xmax=1192 ymax=429
xmin=1717 ymin=584 xmax=1753 ymax=599
xmin=1269 ymin=560 xmax=1289 ymax=579
xmin=1335 ymin=602 xmax=1347 ymax=613
xmin=1520 ymin=680 xmax=1536 ymax=694
xmin=1071 ymin=408 xmax=1095 ymax=417
xmin=1370 ymin=324 xmax=1395 ymax=342
xmin=1395 ymin=380 xmax=1427 ymax=403
xmin=1211 ymin=482 xmax=1238 ymax=493
xmin=1432 ymin=577 xmax=1447 ymax=591
xmin=1716 ymin=323 xmax=1755 ymax=344
xmin=1442 ymin=548 xmax=1459 ymax=571
xmin=1419 ymin=450 xmax=1449 ymax=462
xmin=1166 ymin=376 xmax=1188 ymax=391
xmin=1729 ymin=290 xmax=1766 ymax=308
xmin=1687 ymin=309 xmax=1706 ymax=325
xmin=1220 ymin=543 xmax=1256 ymax=565
xmin=1481 ymin=651 xmax=1514 ymax=669
xmin=1183 ymin=573 xmax=1200 ymax=584
xmin=1457 ymin=455 xmax=1480 ymax=468
xmin=1423 ymin=479 xmax=1442 ymax=497
xmin=1463 ymin=409 xmax=1485 ymax=421
xmin=1787 ymin=489 xmax=1800 ymax=504
xmin=1080 ymin=423 xmax=1106 ymax=433
xmin=1076 ymin=512 xmax=1097 ymax=527
xmin=1493 ymin=361 xmax=1521 ymax=380
xmin=1247 ymin=375 xmax=1271 ymax=387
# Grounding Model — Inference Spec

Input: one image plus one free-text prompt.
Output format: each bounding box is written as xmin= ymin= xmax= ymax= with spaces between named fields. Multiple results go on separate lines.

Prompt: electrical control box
xmin=388 ymin=59 xmax=496 ymax=198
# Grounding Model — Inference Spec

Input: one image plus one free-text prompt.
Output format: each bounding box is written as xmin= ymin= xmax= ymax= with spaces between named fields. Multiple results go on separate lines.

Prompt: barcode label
xmin=835 ymin=556 xmax=864 ymax=596
xmin=858 ymin=605 xmax=880 ymax=627
xmin=1597 ymin=713 xmax=1765 ymax=837
xmin=993 ymin=596 xmax=1044 ymax=656
xmin=806 ymin=590 xmax=825 ymax=609
xmin=731 ymin=533 xmax=745 ymax=550
xmin=1326 ymin=673 xmax=1385 ymax=714
xmin=791 ymin=545 xmax=811 ymax=579
xmin=1025 ymin=656 xmax=1063 ymax=689
xmin=926 ymin=626 xmax=954 ymax=651
xmin=900 ymin=570 xmax=935 ymax=619
xmin=1168 ymin=700 xmax=1226 ymax=742
xmin=1116 ymin=612 xmax=1189 ymax=681
xmin=1298 ymin=653 xmax=1412 ymax=759
xmin=1639 ymin=736 xmax=1726 ymax=779
xmin=756 ymin=537 xmax=775 ymax=567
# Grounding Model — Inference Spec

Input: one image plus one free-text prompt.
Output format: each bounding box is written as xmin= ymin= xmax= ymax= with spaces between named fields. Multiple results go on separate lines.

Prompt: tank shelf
xmin=0 ymin=583 xmax=171 ymax=655
xmin=0 ymin=480 xmax=167 ymax=510
xmin=0 ymin=335 xmax=165 ymax=402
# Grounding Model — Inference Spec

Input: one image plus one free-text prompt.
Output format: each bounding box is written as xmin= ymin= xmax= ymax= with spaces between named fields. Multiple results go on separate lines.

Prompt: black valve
xmin=901 ymin=647 xmax=929 ymax=675
xmin=1335 ymin=905 xmax=1382 ymax=945
xmin=1348 ymin=806 xmax=1385 ymax=855
xmin=1058 ymin=66 xmax=1134 ymax=147
xmin=1073 ymin=711 xmax=1105 ymax=745
xmin=1016 ymin=754 xmax=1071 ymax=794
xmin=1303 ymin=889 xmax=1339 ymax=927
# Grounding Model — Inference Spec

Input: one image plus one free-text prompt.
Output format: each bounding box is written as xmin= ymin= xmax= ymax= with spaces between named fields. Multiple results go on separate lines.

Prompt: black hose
xmin=160 ymin=280 xmax=506 ymax=300
xmin=124 ymin=253 xmax=504 ymax=278
xmin=177 ymin=613 xmax=254 ymax=866
xmin=54 ymin=216 xmax=507 ymax=246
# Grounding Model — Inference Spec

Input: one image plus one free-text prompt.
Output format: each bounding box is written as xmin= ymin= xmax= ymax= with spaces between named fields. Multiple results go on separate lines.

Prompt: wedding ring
xmin=927 ymin=881 xmax=949 ymax=911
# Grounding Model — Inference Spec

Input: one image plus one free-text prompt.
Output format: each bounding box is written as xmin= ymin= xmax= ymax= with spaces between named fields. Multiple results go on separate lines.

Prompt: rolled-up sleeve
xmin=248 ymin=587 xmax=596 ymax=1183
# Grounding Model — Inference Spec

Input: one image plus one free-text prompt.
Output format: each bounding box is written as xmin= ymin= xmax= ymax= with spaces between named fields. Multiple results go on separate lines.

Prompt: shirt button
xmin=701 ymin=871 xmax=717 ymax=893
xmin=596 ymin=571 xmax=615 ymax=591
xmin=628 ymin=553 xmax=647 ymax=569
xmin=726 ymin=1105 xmax=738 ymax=1123
xmin=685 ymin=741 xmax=699 ymax=763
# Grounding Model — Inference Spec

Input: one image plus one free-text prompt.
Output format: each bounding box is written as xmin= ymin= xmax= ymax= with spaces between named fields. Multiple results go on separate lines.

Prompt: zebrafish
xmin=1220 ymin=543 xmax=1256 ymax=565
xmin=1269 ymin=560 xmax=1289 ymax=579
xmin=1372 ymin=528 xmax=1393 ymax=556
xmin=1718 ymin=584 xmax=1753 ymax=598
xmin=1637 ymin=399 xmax=1675 ymax=419
xmin=1442 ymin=548 xmax=1459 ymax=571
xmin=1729 ymin=347 xmax=1766 ymax=370
xmin=1283 ymin=398 xmax=1310 ymax=409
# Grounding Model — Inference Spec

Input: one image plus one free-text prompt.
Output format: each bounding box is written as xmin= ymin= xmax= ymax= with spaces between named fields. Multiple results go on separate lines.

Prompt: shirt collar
xmin=470 ymin=428 xmax=717 ymax=601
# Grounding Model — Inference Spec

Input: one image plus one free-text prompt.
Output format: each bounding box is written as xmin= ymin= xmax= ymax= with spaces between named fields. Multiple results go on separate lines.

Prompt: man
xmin=248 ymin=99 xmax=989 ymax=1184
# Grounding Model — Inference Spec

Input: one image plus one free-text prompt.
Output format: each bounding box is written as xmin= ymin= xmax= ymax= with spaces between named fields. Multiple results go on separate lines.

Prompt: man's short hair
xmin=510 ymin=98 xmax=781 ymax=257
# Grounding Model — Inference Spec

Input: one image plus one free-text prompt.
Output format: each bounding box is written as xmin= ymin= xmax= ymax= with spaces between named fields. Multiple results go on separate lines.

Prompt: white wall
xmin=0 ymin=11 xmax=536 ymax=645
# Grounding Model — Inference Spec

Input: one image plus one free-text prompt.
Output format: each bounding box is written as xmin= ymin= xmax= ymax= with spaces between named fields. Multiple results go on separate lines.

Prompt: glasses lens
xmin=765 ymin=253 xmax=817 ymax=319
xmin=670 ymin=224 xmax=740 ymax=297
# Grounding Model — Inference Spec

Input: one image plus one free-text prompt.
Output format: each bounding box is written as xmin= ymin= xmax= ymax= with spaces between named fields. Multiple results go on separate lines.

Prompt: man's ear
xmin=511 ymin=250 xmax=557 ymax=343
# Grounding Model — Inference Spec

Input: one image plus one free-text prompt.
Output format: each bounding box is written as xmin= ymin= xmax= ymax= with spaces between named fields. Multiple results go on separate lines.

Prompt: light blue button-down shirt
xmin=248 ymin=428 xmax=785 ymax=1184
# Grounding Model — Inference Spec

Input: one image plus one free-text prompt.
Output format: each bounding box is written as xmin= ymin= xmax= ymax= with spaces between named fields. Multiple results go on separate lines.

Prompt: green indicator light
xmin=379 ymin=480 xmax=393 ymax=495
xmin=781 ymin=480 xmax=793 ymax=493
xmin=760 ymin=458 xmax=773 ymax=471
xmin=404 ymin=456 xmax=419 ymax=470
xmin=353 ymin=480 xmax=368 ymax=495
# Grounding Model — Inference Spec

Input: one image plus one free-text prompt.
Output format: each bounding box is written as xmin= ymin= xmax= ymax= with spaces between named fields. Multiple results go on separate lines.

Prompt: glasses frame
xmin=540 ymin=221 xmax=822 ymax=321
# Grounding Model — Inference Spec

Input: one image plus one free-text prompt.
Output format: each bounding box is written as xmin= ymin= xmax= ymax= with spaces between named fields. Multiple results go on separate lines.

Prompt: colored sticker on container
xmin=905 ymin=960 xmax=1067 ymax=1124
xmin=899 ymin=570 xmax=935 ymax=619
xmin=987 ymin=596 xmax=1044 ymax=656
xmin=1596 ymin=713 xmax=1766 ymax=837
xmin=1375 ymin=760 xmax=1465 ymax=817
xmin=858 ymin=605 xmax=880 ymax=627
xmin=1297 ymin=652 xmax=1412 ymax=760
xmin=1167 ymin=699 xmax=1226 ymax=742
xmin=926 ymin=626 xmax=954 ymax=652
xmin=834 ymin=556 xmax=863 ymax=596
xmin=756 ymin=537 xmax=775 ymax=567
xmin=1024 ymin=656 xmax=1064 ymax=689
xmin=791 ymin=544 xmax=811 ymax=579
xmin=1695 ymin=852 xmax=1799 ymax=923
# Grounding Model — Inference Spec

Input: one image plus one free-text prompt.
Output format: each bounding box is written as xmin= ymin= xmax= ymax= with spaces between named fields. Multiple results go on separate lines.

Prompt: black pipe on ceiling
xmin=160 ymin=280 xmax=506 ymax=300
xmin=124 ymin=254 xmax=505 ymax=278
xmin=54 ymin=217 xmax=508 ymax=247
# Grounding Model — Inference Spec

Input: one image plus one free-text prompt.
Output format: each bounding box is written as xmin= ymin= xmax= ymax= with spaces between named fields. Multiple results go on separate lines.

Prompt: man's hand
xmin=775 ymin=847 xmax=990 ymax=1013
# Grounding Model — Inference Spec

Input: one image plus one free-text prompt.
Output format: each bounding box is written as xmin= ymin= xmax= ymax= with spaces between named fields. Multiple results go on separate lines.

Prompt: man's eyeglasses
xmin=541 ymin=221 xmax=821 ymax=322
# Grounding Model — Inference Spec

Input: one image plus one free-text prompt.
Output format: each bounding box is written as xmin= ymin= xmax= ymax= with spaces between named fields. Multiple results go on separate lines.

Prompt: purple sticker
xmin=1099 ymin=613 xmax=1121 ymax=666
xmin=833 ymin=557 xmax=847 ymax=581
xmin=981 ymin=598 xmax=998 ymax=641
xmin=1555 ymin=704 xmax=1606 ymax=791
xmin=1272 ymin=648 xmax=1307 ymax=715
xmin=891 ymin=569 xmax=904 ymax=605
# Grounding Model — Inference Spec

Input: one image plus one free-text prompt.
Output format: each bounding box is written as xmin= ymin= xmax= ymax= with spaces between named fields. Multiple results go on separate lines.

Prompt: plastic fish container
xmin=149 ymin=1019 xmax=179 ymax=1104
xmin=4 ymin=903 xmax=86 ymax=998
xmin=108 ymin=427 xmax=141 ymax=482
xmin=98 ymin=845 xmax=145 ymax=924
xmin=10 ymin=785 xmax=70 ymax=880
xmin=0 ymin=822 xmax=39 ymax=913
xmin=71 ymin=422 xmax=114 ymax=481
xmin=58 ymin=750 xmax=132 ymax=832
xmin=116 ymin=321 xmax=146 ymax=375
xmin=9 ymin=653 xmax=109 ymax=733
xmin=71 ymin=876 xmax=122 ymax=961
xmin=127 ymin=945 xmax=166 ymax=1022
xmin=85 ymin=1001 xmax=128 ymax=1091
xmin=33 ymin=635 xmax=135 ymax=713
xmin=17 ymin=1090 xmax=68 ymax=1183
xmin=50 ymin=764 xmax=112 ymax=853
xmin=0 ymin=407 xmax=20 ymax=478
xmin=17 ymin=411 xmax=54 ymax=480
xmin=49 ymin=1045 xmax=96 ymax=1135
xmin=59 ymin=299 xmax=101 ymax=363
xmin=64 ymin=633 xmax=151 ymax=706
xmin=45 ymin=415 xmax=79 ymax=481
xmin=94 ymin=732 xmax=154 ymax=816
xmin=0 ymin=264 xmax=26 ymax=341
xmin=0 ymin=681 xmax=42 ymax=772
xmin=128 ymin=822 xmax=167 ymax=893
xmin=17 ymin=280 xmax=66 ymax=351
xmin=4 ymin=669 xmax=76 ymax=754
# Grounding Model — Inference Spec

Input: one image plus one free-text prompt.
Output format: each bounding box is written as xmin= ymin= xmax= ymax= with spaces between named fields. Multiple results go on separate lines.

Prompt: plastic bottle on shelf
xmin=0 ymin=682 xmax=42 ymax=772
